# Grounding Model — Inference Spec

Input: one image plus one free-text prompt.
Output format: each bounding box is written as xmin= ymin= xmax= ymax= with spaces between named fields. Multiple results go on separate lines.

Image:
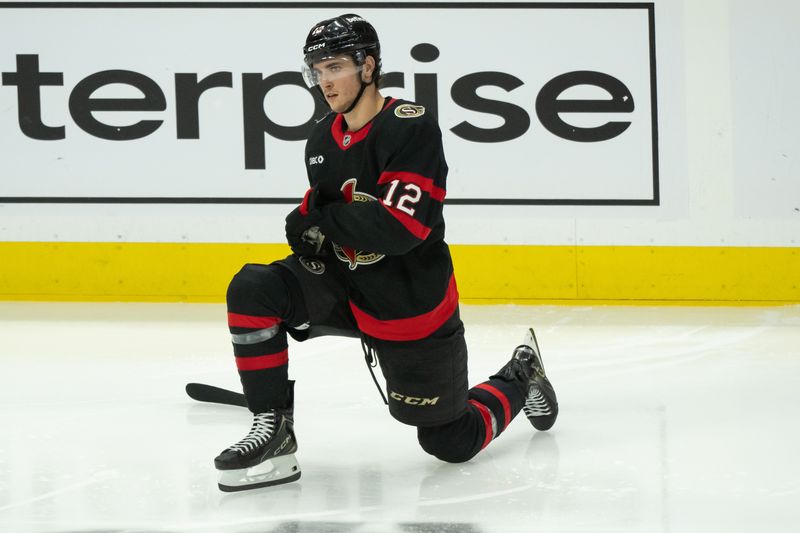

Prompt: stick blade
xmin=186 ymin=383 xmax=248 ymax=408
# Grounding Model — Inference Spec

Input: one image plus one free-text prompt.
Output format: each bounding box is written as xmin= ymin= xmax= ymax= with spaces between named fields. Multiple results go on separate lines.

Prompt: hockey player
xmin=213 ymin=14 xmax=559 ymax=492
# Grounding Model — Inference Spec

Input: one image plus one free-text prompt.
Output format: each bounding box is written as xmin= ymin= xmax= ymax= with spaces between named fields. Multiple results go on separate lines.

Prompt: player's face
xmin=312 ymin=56 xmax=364 ymax=113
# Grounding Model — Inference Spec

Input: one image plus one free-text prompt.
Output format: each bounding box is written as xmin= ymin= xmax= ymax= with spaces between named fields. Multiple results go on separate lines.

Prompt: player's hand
xmin=285 ymin=187 xmax=325 ymax=256
xmin=285 ymin=206 xmax=324 ymax=256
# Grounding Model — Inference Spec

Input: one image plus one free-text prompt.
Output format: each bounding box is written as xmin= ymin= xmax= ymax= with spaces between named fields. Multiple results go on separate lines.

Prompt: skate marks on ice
xmin=554 ymin=322 xmax=770 ymax=385
xmin=416 ymin=433 xmax=559 ymax=509
xmin=157 ymin=430 xmax=607 ymax=533
xmin=195 ymin=445 xmax=554 ymax=533
xmin=0 ymin=470 xmax=117 ymax=513
xmin=195 ymin=438 xmax=559 ymax=533
xmin=3 ymin=303 xmax=800 ymax=533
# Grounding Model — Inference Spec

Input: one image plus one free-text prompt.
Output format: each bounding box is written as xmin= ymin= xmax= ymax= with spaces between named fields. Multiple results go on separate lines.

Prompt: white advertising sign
xmin=0 ymin=3 xmax=658 ymax=207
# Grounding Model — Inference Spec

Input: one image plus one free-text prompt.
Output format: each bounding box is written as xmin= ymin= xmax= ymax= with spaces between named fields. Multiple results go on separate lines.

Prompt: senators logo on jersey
xmin=394 ymin=104 xmax=425 ymax=119
xmin=333 ymin=179 xmax=386 ymax=270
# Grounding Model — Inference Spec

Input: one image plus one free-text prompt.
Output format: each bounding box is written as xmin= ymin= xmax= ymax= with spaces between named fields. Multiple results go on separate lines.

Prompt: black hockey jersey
xmin=304 ymin=97 xmax=460 ymax=342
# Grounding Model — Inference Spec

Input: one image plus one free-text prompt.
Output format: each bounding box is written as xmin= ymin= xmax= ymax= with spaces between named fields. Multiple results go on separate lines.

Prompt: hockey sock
xmin=467 ymin=378 xmax=526 ymax=447
xmin=228 ymin=313 xmax=289 ymax=412
xmin=226 ymin=264 xmax=301 ymax=412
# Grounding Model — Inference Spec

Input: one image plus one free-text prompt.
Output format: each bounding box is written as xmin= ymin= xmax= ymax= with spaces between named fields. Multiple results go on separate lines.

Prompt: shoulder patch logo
xmin=394 ymin=104 xmax=425 ymax=119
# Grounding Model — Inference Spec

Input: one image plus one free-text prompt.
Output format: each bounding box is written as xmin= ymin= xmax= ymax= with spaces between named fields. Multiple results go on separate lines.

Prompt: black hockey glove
xmin=285 ymin=187 xmax=325 ymax=256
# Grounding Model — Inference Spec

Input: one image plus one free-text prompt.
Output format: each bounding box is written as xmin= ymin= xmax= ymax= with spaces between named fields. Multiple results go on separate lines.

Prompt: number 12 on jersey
xmin=383 ymin=180 xmax=422 ymax=216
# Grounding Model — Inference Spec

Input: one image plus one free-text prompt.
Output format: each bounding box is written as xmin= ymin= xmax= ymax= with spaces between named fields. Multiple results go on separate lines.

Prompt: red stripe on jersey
xmin=379 ymin=200 xmax=432 ymax=240
xmin=227 ymin=313 xmax=281 ymax=329
xmin=299 ymin=187 xmax=314 ymax=216
xmin=377 ymin=171 xmax=446 ymax=202
xmin=469 ymin=399 xmax=494 ymax=450
xmin=348 ymin=274 xmax=459 ymax=341
xmin=235 ymin=350 xmax=288 ymax=371
xmin=474 ymin=383 xmax=512 ymax=431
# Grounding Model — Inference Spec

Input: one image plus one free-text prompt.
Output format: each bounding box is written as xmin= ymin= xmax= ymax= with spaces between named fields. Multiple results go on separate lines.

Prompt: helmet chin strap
xmin=342 ymin=80 xmax=369 ymax=114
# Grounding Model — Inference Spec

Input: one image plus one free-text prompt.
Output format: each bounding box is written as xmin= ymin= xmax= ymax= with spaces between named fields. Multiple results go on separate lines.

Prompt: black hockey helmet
xmin=301 ymin=13 xmax=381 ymax=91
xmin=301 ymin=14 xmax=382 ymax=113
xmin=303 ymin=13 xmax=380 ymax=67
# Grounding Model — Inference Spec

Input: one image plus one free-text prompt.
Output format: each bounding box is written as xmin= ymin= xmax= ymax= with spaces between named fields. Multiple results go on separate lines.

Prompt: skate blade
xmin=522 ymin=328 xmax=540 ymax=353
xmin=217 ymin=454 xmax=301 ymax=492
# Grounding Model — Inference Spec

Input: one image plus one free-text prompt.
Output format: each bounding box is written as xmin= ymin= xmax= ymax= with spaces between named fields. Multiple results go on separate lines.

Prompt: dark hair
xmin=362 ymin=50 xmax=382 ymax=87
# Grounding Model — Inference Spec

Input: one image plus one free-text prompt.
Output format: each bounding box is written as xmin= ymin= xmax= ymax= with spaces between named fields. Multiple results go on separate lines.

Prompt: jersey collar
xmin=331 ymin=97 xmax=398 ymax=150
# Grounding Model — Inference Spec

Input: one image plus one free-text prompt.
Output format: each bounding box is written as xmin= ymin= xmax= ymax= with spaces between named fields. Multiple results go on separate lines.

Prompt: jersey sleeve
xmin=316 ymin=115 xmax=448 ymax=255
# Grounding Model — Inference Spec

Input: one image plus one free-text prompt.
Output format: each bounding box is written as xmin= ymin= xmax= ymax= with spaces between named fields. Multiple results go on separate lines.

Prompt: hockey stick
xmin=185 ymin=383 xmax=248 ymax=408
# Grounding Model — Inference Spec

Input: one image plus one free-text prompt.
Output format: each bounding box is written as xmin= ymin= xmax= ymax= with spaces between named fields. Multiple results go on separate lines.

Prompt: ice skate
xmin=494 ymin=328 xmax=559 ymax=431
xmin=517 ymin=328 xmax=558 ymax=430
xmin=214 ymin=401 xmax=300 ymax=491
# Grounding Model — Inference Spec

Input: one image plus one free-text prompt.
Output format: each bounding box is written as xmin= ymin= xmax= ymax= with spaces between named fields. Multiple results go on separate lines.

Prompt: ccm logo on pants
xmin=390 ymin=392 xmax=440 ymax=406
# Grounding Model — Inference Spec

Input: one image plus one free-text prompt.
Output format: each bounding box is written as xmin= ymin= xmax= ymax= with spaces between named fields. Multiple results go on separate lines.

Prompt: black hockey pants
xmin=225 ymin=258 xmax=529 ymax=463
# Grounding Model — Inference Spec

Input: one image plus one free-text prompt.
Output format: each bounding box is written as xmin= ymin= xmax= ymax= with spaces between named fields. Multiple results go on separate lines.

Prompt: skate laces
xmin=524 ymin=387 xmax=553 ymax=417
xmin=229 ymin=412 xmax=277 ymax=454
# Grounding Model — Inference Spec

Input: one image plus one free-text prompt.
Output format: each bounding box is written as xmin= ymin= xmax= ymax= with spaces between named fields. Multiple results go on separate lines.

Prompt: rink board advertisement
xmin=1 ymin=2 xmax=798 ymax=304
xmin=0 ymin=3 xmax=658 ymax=205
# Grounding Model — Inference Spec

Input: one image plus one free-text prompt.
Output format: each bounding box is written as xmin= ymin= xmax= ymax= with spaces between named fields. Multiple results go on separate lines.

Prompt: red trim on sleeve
xmin=379 ymin=200 xmax=432 ymax=240
xmin=348 ymin=274 xmax=458 ymax=341
xmin=378 ymin=171 xmax=446 ymax=202
xmin=469 ymin=399 xmax=494 ymax=450
xmin=299 ymin=187 xmax=314 ymax=216
xmin=227 ymin=313 xmax=281 ymax=329
xmin=474 ymin=383 xmax=512 ymax=431
xmin=235 ymin=350 xmax=288 ymax=371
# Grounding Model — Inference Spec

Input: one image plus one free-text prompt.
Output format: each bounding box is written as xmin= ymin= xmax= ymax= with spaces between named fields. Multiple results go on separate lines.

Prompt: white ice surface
xmin=1 ymin=302 xmax=799 ymax=533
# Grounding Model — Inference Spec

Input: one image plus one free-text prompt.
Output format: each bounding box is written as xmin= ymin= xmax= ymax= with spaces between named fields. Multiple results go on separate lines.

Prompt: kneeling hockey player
xmin=213 ymin=13 xmax=559 ymax=491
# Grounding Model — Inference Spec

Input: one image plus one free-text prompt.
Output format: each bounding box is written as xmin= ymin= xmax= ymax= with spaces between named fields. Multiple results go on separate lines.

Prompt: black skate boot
xmin=214 ymin=385 xmax=300 ymax=492
xmin=493 ymin=328 xmax=559 ymax=431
